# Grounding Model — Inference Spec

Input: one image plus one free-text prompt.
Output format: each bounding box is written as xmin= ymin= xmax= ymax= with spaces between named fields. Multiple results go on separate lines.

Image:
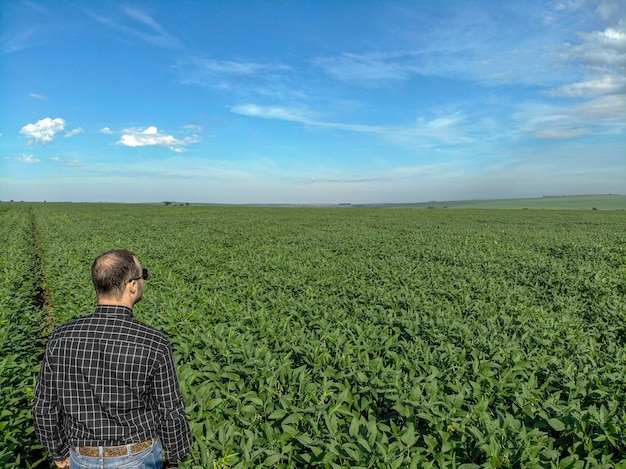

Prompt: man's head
xmin=92 ymin=249 xmax=145 ymax=306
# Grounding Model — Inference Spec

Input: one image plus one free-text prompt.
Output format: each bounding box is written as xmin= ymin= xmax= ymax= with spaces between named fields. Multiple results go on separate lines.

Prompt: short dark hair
xmin=91 ymin=250 xmax=140 ymax=299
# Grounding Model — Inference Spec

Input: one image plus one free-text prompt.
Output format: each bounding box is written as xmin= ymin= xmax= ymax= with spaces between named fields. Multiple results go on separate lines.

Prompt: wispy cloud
xmin=311 ymin=1 xmax=624 ymax=93
xmin=297 ymin=176 xmax=381 ymax=186
xmin=185 ymin=58 xmax=290 ymax=76
xmin=312 ymin=52 xmax=411 ymax=86
xmin=20 ymin=117 xmax=65 ymax=145
xmin=183 ymin=124 xmax=203 ymax=133
xmin=308 ymin=1 xmax=626 ymax=144
xmin=50 ymin=157 xmax=82 ymax=167
xmin=232 ymin=103 xmax=470 ymax=144
xmin=532 ymin=128 xmax=591 ymax=140
xmin=550 ymin=76 xmax=626 ymax=97
xmin=85 ymin=6 xmax=181 ymax=48
xmin=515 ymin=94 xmax=626 ymax=140
xmin=175 ymin=57 xmax=292 ymax=93
xmin=231 ymin=104 xmax=316 ymax=123
xmin=1 ymin=27 xmax=36 ymax=55
xmin=17 ymin=154 xmax=41 ymax=164
xmin=310 ymin=3 xmax=566 ymax=89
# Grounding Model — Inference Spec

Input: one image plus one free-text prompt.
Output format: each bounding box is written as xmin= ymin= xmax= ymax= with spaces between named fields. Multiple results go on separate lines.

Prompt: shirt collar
xmin=94 ymin=304 xmax=134 ymax=317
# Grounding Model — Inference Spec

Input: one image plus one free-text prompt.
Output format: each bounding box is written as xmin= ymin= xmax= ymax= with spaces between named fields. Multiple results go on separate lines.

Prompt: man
xmin=33 ymin=249 xmax=191 ymax=468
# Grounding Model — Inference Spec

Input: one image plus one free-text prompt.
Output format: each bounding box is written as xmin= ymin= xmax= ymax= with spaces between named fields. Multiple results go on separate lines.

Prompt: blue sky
xmin=1 ymin=0 xmax=624 ymax=204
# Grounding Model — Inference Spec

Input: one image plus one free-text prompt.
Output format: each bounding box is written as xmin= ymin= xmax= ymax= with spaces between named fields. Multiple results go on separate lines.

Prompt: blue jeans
xmin=69 ymin=438 xmax=163 ymax=469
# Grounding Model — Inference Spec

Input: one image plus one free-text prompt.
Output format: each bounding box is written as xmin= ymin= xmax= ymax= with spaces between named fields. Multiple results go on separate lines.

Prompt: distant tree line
xmin=163 ymin=201 xmax=190 ymax=206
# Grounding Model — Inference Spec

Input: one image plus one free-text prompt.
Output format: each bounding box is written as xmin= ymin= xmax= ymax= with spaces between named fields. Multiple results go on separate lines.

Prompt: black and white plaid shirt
xmin=33 ymin=305 xmax=191 ymax=465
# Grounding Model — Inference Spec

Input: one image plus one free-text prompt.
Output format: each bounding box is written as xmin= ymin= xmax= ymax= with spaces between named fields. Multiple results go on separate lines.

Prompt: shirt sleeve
xmin=153 ymin=342 xmax=192 ymax=465
xmin=32 ymin=342 xmax=70 ymax=461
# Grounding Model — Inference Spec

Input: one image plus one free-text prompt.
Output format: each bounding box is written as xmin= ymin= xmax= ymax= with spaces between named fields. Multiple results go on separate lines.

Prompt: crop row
xmin=8 ymin=203 xmax=626 ymax=468
xmin=0 ymin=205 xmax=48 ymax=468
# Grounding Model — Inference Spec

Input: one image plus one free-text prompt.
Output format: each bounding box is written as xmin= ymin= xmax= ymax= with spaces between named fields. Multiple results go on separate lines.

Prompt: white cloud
xmin=101 ymin=127 xmax=113 ymax=134
xmin=65 ymin=127 xmax=84 ymax=138
xmin=17 ymin=154 xmax=41 ymax=164
xmin=121 ymin=126 xmax=174 ymax=146
xmin=541 ymin=8 xmax=626 ymax=138
xmin=562 ymin=27 xmax=626 ymax=73
xmin=29 ymin=93 xmax=48 ymax=100
xmin=119 ymin=126 xmax=199 ymax=152
xmin=20 ymin=117 xmax=65 ymax=145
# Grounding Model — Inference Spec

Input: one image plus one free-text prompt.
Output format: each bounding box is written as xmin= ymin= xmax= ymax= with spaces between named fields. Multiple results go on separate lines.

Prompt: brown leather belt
xmin=71 ymin=437 xmax=157 ymax=458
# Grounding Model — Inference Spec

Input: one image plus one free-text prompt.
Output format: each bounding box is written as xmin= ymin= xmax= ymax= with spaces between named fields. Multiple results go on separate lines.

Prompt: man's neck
xmin=98 ymin=298 xmax=134 ymax=309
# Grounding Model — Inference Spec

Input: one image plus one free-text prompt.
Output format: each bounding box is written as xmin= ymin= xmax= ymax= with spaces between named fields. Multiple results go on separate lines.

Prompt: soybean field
xmin=2 ymin=203 xmax=625 ymax=468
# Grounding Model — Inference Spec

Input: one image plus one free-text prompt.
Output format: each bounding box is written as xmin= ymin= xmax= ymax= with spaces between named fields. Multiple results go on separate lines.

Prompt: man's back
xmin=41 ymin=305 xmax=169 ymax=445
